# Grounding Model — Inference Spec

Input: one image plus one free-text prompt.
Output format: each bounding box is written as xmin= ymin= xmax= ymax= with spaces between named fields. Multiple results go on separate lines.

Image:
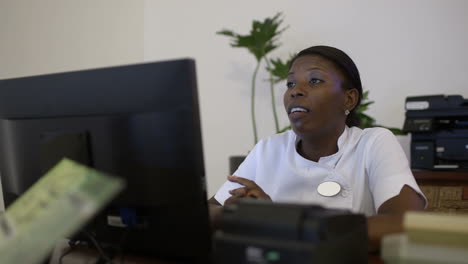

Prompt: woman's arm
xmin=208 ymin=176 xmax=271 ymax=231
xmin=367 ymin=185 xmax=425 ymax=252
xmin=208 ymin=196 xmax=224 ymax=231
xmin=211 ymin=177 xmax=424 ymax=253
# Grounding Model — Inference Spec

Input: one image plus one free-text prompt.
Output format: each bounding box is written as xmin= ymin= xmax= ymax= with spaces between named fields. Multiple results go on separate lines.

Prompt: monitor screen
xmin=0 ymin=59 xmax=211 ymax=262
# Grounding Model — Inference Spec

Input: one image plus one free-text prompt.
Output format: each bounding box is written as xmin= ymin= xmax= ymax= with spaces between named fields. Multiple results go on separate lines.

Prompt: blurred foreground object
xmin=382 ymin=211 xmax=468 ymax=264
xmin=0 ymin=158 xmax=124 ymax=264
xmin=214 ymin=199 xmax=368 ymax=264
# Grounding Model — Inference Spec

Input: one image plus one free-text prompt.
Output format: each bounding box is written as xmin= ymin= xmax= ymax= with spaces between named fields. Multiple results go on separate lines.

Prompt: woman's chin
xmin=290 ymin=122 xmax=322 ymax=136
xmin=290 ymin=123 xmax=309 ymax=135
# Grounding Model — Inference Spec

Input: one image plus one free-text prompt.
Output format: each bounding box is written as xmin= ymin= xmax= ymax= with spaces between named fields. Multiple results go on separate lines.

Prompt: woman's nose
xmin=290 ymin=86 xmax=305 ymax=98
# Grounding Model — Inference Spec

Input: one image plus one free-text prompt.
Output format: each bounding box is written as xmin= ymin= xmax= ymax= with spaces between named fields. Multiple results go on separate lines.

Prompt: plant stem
xmin=251 ymin=61 xmax=261 ymax=144
xmin=265 ymin=58 xmax=280 ymax=133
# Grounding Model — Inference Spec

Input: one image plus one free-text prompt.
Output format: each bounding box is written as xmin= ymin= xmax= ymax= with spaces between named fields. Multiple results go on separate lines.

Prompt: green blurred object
xmin=357 ymin=90 xmax=407 ymax=135
xmin=217 ymin=13 xmax=289 ymax=144
xmin=0 ymin=158 xmax=125 ymax=264
xmin=266 ymin=54 xmax=296 ymax=133
xmin=266 ymin=55 xmax=295 ymax=84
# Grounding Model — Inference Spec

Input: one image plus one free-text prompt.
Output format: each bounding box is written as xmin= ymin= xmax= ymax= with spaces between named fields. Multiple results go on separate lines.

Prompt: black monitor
xmin=0 ymin=59 xmax=211 ymax=262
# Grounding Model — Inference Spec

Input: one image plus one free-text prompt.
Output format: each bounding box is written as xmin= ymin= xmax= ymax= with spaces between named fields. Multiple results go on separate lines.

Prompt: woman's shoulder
xmin=255 ymin=129 xmax=295 ymax=150
xmin=346 ymin=126 xmax=398 ymax=151
xmin=349 ymin=126 xmax=395 ymax=141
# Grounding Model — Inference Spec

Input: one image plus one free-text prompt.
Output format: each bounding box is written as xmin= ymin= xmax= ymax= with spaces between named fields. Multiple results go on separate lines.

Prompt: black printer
xmin=214 ymin=200 xmax=368 ymax=264
xmin=403 ymin=95 xmax=468 ymax=170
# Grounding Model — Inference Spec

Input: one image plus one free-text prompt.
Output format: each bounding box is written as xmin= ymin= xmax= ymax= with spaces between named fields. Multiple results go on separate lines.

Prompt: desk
xmin=414 ymin=170 xmax=468 ymax=213
xmin=49 ymin=240 xmax=177 ymax=264
xmin=369 ymin=253 xmax=384 ymax=264
xmin=50 ymin=171 xmax=466 ymax=264
xmin=50 ymin=241 xmax=384 ymax=264
xmin=52 ymin=169 xmax=464 ymax=264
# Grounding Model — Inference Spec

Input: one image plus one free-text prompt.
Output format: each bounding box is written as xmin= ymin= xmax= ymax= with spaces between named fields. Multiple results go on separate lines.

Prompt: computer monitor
xmin=0 ymin=59 xmax=211 ymax=262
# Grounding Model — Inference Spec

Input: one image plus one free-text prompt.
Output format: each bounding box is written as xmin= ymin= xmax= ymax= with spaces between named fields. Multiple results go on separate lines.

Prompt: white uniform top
xmin=214 ymin=126 xmax=426 ymax=216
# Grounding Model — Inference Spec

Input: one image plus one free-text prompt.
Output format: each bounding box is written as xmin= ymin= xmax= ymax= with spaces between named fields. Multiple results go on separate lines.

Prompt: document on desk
xmin=0 ymin=158 xmax=125 ymax=264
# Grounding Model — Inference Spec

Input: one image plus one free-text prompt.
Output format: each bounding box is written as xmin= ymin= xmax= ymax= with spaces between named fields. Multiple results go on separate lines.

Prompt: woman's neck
xmin=297 ymin=125 xmax=345 ymax=162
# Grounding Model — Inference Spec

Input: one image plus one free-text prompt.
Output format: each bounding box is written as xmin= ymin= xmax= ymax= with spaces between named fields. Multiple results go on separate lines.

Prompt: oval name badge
xmin=317 ymin=181 xmax=342 ymax=197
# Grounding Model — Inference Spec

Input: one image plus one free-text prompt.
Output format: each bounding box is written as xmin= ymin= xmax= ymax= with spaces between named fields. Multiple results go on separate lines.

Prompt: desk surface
xmin=50 ymin=243 xmax=175 ymax=264
xmin=50 ymin=242 xmax=384 ymax=264
xmin=413 ymin=170 xmax=468 ymax=181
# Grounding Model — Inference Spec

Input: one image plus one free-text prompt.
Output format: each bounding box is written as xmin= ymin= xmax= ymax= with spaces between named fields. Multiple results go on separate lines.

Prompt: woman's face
xmin=283 ymin=55 xmax=349 ymax=137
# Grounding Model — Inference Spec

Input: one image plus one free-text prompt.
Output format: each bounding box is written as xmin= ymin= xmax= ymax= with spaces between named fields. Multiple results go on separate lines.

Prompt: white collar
xmin=293 ymin=126 xmax=349 ymax=167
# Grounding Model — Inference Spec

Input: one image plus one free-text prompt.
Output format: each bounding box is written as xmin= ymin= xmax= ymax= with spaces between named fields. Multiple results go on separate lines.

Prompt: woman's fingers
xmin=229 ymin=187 xmax=247 ymax=197
xmin=246 ymin=189 xmax=271 ymax=200
xmin=225 ymin=195 xmax=243 ymax=205
xmin=226 ymin=175 xmax=272 ymax=201
xmin=228 ymin=175 xmax=257 ymax=188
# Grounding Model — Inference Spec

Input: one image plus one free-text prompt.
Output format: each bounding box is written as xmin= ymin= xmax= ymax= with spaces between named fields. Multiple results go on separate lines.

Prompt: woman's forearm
xmin=367 ymin=213 xmax=404 ymax=252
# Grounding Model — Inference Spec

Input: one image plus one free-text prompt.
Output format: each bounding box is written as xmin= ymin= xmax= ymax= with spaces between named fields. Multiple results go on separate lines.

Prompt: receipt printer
xmin=214 ymin=200 xmax=367 ymax=264
xmin=403 ymin=94 xmax=468 ymax=170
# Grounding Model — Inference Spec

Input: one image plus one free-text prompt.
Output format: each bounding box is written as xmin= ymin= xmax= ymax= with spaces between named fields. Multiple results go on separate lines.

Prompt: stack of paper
xmin=0 ymin=159 xmax=125 ymax=264
xmin=382 ymin=211 xmax=468 ymax=264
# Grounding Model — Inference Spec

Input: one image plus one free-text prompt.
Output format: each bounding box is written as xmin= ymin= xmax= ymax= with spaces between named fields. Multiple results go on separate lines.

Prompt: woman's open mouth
xmin=288 ymin=106 xmax=310 ymax=118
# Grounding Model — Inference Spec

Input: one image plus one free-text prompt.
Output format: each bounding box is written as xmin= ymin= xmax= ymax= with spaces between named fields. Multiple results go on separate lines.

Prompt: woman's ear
xmin=344 ymin=88 xmax=359 ymax=112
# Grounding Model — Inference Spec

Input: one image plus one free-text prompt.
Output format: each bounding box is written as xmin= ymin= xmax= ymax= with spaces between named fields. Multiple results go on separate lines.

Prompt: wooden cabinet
xmin=414 ymin=170 xmax=468 ymax=213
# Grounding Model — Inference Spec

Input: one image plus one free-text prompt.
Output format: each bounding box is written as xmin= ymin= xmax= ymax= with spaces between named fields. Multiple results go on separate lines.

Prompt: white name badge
xmin=317 ymin=181 xmax=341 ymax=197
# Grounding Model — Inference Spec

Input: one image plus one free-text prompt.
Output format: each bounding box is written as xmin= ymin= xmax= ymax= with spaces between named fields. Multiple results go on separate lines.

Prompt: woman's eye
xmin=309 ymin=78 xmax=322 ymax=85
xmin=286 ymin=81 xmax=295 ymax=88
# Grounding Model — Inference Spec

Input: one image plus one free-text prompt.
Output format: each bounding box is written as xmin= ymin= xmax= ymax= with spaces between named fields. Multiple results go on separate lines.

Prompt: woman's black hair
xmin=290 ymin=45 xmax=363 ymax=127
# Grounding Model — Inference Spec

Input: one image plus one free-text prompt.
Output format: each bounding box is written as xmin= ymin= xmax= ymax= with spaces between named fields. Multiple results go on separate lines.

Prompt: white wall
xmin=0 ymin=0 xmax=144 ymax=210
xmin=144 ymin=0 xmax=468 ymax=196
xmin=0 ymin=0 xmax=144 ymax=79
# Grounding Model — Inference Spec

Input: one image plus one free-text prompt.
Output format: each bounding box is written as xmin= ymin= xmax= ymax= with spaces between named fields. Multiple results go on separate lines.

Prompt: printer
xmin=214 ymin=200 xmax=368 ymax=264
xmin=403 ymin=95 xmax=468 ymax=170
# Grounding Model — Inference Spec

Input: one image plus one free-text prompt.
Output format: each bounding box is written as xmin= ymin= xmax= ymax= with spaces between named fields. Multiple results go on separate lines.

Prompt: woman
xmin=209 ymin=45 xmax=426 ymax=251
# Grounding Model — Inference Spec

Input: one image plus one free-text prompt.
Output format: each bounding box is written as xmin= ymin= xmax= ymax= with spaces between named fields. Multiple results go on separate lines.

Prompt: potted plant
xmin=217 ymin=12 xmax=288 ymax=145
xmin=217 ymin=13 xmax=292 ymax=173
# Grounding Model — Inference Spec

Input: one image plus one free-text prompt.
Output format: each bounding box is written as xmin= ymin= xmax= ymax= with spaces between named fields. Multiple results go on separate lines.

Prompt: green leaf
xmin=359 ymin=101 xmax=374 ymax=108
xmin=278 ymin=125 xmax=291 ymax=133
xmin=216 ymin=30 xmax=235 ymax=37
xmin=362 ymin=90 xmax=369 ymax=99
xmin=355 ymin=90 xmax=374 ymax=121
xmin=351 ymin=90 xmax=407 ymax=135
xmin=267 ymin=53 xmax=295 ymax=83
xmin=217 ymin=12 xmax=288 ymax=62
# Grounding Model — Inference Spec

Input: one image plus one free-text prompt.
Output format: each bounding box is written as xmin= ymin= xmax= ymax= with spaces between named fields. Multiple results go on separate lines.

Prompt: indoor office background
xmin=1 ymin=0 xmax=468 ymax=205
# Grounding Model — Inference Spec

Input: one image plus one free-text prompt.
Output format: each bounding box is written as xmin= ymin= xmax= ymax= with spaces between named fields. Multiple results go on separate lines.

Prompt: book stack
xmin=381 ymin=211 xmax=468 ymax=264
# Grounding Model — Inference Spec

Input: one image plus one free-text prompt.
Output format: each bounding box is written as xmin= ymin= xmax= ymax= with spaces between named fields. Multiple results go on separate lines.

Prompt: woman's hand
xmin=224 ymin=175 xmax=271 ymax=205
